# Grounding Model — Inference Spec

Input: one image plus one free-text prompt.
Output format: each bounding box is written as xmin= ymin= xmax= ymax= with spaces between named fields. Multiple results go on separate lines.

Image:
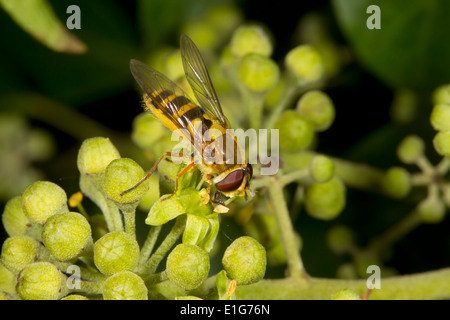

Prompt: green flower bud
xmin=103 ymin=271 xmax=148 ymax=300
xmin=222 ymin=236 xmax=266 ymax=285
xmin=164 ymin=49 xmax=184 ymax=80
xmin=354 ymin=251 xmax=379 ymax=278
xmin=61 ymin=294 xmax=89 ymax=300
xmin=206 ymin=4 xmax=242 ymax=36
xmin=42 ymin=212 xmax=92 ymax=261
xmin=296 ymin=90 xmax=335 ymax=131
xmin=310 ymin=155 xmax=334 ymax=183
xmin=238 ymin=54 xmax=279 ymax=92
xmin=131 ymin=112 xmax=167 ymax=150
xmin=336 ymin=263 xmax=358 ymax=279
xmin=285 ymin=45 xmax=324 ymax=83
xmin=397 ymin=135 xmax=425 ymax=164
xmin=1 ymin=236 xmax=39 ymax=273
xmin=430 ymin=104 xmax=450 ymax=131
xmin=0 ymin=262 xmax=17 ymax=294
xmin=22 ymin=180 xmax=68 ymax=224
xmin=390 ymin=89 xmax=418 ymax=123
xmin=331 ymin=288 xmax=361 ymax=300
xmin=382 ymin=167 xmax=411 ymax=199
xmin=417 ymin=196 xmax=446 ymax=224
xmin=94 ymin=231 xmax=139 ymax=276
xmin=432 ymin=84 xmax=450 ymax=105
xmin=230 ymin=25 xmax=272 ymax=58
xmin=2 ymin=196 xmax=31 ymax=236
xmin=182 ymin=21 xmax=218 ymax=51
xmin=77 ymin=137 xmax=120 ymax=176
xmin=16 ymin=262 xmax=68 ymax=300
xmin=304 ymin=177 xmax=346 ymax=220
xmin=102 ymin=158 xmax=148 ymax=205
xmin=275 ymin=110 xmax=314 ymax=152
xmin=326 ymin=225 xmax=355 ymax=254
xmin=166 ymin=244 xmax=210 ymax=290
xmin=433 ymin=130 xmax=450 ymax=157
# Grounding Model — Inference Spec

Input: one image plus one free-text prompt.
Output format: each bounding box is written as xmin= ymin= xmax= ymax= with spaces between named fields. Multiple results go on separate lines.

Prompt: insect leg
xmin=162 ymin=162 xmax=196 ymax=200
xmin=120 ymin=151 xmax=184 ymax=196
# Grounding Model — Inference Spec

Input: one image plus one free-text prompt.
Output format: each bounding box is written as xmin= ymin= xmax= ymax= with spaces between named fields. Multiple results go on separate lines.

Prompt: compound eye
xmin=215 ymin=170 xmax=245 ymax=192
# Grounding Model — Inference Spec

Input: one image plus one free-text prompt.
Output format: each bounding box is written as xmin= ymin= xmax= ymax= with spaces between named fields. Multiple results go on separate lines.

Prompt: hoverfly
xmin=122 ymin=34 xmax=252 ymax=205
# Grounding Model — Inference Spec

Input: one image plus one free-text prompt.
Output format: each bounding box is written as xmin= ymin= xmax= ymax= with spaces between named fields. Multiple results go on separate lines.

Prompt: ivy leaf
xmin=0 ymin=0 xmax=86 ymax=54
xmin=333 ymin=0 xmax=450 ymax=93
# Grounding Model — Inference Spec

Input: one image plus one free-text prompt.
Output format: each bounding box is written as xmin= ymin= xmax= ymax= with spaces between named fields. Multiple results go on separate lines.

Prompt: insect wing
xmin=129 ymin=59 xmax=201 ymax=146
xmin=180 ymin=34 xmax=229 ymax=128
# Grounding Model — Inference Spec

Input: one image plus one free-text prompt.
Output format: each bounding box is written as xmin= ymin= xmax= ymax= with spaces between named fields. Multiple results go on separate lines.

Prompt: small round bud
xmin=417 ymin=196 xmax=446 ymax=224
xmin=1 ymin=236 xmax=39 ymax=273
xmin=397 ymin=135 xmax=425 ymax=164
xmin=336 ymin=263 xmax=358 ymax=279
xmin=164 ymin=49 xmax=184 ymax=80
xmin=166 ymin=244 xmax=210 ymax=290
xmin=296 ymin=90 xmax=335 ymax=131
xmin=94 ymin=231 xmax=139 ymax=276
xmin=238 ymin=54 xmax=279 ymax=92
xmin=326 ymin=225 xmax=355 ymax=254
xmin=433 ymin=130 xmax=450 ymax=157
xmin=42 ymin=212 xmax=92 ymax=261
xmin=16 ymin=262 xmax=67 ymax=300
xmin=230 ymin=25 xmax=272 ymax=58
xmin=61 ymin=294 xmax=89 ymax=300
xmin=131 ymin=112 xmax=167 ymax=150
xmin=2 ymin=196 xmax=31 ymax=236
xmin=222 ymin=236 xmax=266 ymax=285
xmin=331 ymin=288 xmax=361 ymax=300
xmin=22 ymin=180 xmax=68 ymax=224
xmin=103 ymin=271 xmax=148 ymax=300
xmin=430 ymin=104 xmax=450 ymax=131
xmin=77 ymin=137 xmax=120 ymax=176
xmin=310 ymin=155 xmax=334 ymax=183
xmin=206 ymin=4 xmax=242 ymax=36
xmin=175 ymin=295 xmax=203 ymax=300
xmin=390 ymin=89 xmax=418 ymax=123
xmin=304 ymin=177 xmax=346 ymax=220
xmin=285 ymin=45 xmax=324 ymax=83
xmin=274 ymin=110 xmax=314 ymax=152
xmin=382 ymin=167 xmax=411 ymax=199
xmin=103 ymin=158 xmax=148 ymax=204
xmin=432 ymin=84 xmax=450 ymax=105
xmin=182 ymin=22 xmax=218 ymax=51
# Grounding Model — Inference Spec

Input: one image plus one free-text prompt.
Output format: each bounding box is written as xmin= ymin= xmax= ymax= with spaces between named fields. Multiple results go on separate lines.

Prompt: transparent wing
xmin=180 ymin=34 xmax=229 ymax=128
xmin=129 ymin=59 xmax=201 ymax=146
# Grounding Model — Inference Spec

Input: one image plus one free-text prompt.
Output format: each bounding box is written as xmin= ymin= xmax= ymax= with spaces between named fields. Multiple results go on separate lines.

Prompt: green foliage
xmin=1 ymin=1 xmax=450 ymax=301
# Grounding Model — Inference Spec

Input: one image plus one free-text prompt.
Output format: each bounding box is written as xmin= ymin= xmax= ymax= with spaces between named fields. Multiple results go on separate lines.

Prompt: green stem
xmin=142 ymin=215 xmax=186 ymax=275
xmin=71 ymin=280 xmax=104 ymax=295
xmin=122 ymin=207 xmax=136 ymax=238
xmin=138 ymin=225 xmax=162 ymax=272
xmin=234 ymin=268 xmax=450 ymax=299
xmin=105 ymin=199 xmax=124 ymax=232
xmin=367 ymin=211 xmax=422 ymax=256
xmin=145 ymin=271 xmax=168 ymax=286
xmin=268 ymin=177 xmax=305 ymax=279
xmin=264 ymin=81 xmax=299 ymax=129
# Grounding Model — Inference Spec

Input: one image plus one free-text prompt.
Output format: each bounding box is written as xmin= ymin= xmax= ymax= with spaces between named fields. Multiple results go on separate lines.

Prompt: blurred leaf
xmin=0 ymin=0 xmax=139 ymax=105
xmin=333 ymin=0 xmax=450 ymax=93
xmin=0 ymin=0 xmax=86 ymax=54
xmin=137 ymin=0 xmax=183 ymax=50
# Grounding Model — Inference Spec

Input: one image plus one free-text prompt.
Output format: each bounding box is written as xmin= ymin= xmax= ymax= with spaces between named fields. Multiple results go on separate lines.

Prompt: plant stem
xmin=71 ymin=280 xmax=104 ymax=295
xmin=234 ymin=267 xmax=450 ymax=299
xmin=268 ymin=177 xmax=305 ymax=279
xmin=142 ymin=215 xmax=186 ymax=275
xmin=138 ymin=225 xmax=162 ymax=271
xmin=367 ymin=210 xmax=422 ymax=256
xmin=122 ymin=207 xmax=136 ymax=238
